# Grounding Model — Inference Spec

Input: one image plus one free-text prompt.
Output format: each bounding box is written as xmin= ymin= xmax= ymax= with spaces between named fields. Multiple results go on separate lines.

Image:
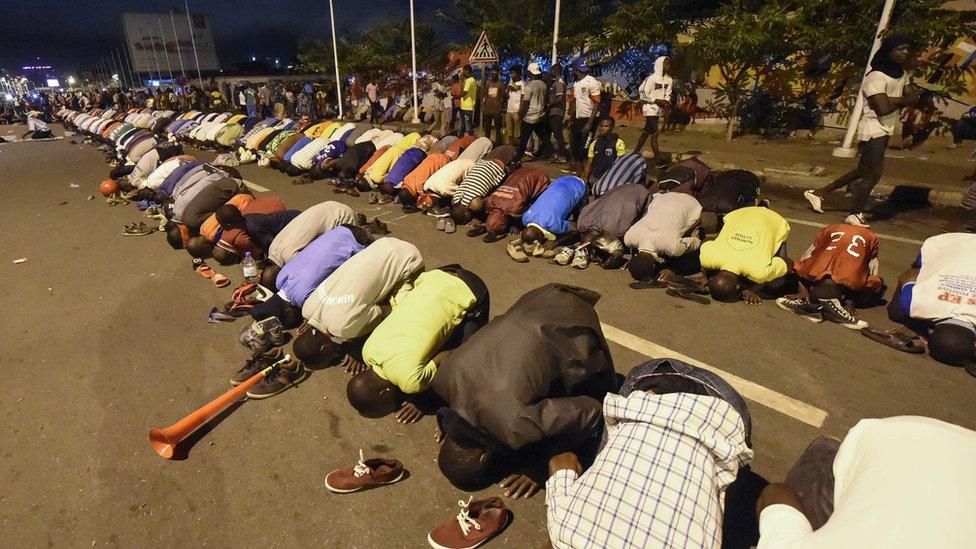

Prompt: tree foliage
xmin=299 ymin=16 xmax=442 ymax=76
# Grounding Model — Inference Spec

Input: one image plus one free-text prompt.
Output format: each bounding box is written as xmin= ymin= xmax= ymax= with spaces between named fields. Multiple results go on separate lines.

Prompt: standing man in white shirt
xmin=504 ymin=65 xmax=524 ymax=146
xmin=756 ymin=416 xmax=976 ymax=549
xmin=427 ymin=77 xmax=451 ymax=136
xmin=366 ymin=78 xmax=380 ymax=124
xmin=803 ymin=35 xmax=919 ymax=227
xmin=569 ymin=60 xmax=602 ymax=176
xmin=633 ymin=56 xmax=673 ymax=167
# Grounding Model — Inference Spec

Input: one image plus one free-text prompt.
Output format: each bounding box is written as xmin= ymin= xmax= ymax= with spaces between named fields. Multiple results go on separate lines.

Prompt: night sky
xmin=0 ymin=0 xmax=451 ymax=74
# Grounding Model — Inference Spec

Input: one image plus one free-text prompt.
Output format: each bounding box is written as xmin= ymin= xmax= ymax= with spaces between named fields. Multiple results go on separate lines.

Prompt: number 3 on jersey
xmin=826 ymin=231 xmax=866 ymax=258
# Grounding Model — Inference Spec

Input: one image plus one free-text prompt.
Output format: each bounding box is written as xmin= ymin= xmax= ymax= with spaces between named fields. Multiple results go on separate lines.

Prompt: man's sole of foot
xmin=324 ymin=470 xmax=405 ymax=494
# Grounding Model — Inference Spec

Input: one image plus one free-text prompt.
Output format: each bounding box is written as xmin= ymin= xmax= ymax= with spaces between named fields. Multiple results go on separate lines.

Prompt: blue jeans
xmin=246 ymin=105 xmax=257 ymax=118
xmin=460 ymin=109 xmax=474 ymax=136
xmin=620 ymin=358 xmax=752 ymax=444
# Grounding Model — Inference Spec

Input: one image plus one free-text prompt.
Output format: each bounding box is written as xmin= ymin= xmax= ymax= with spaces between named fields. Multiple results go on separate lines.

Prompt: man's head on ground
xmin=166 ymin=225 xmax=185 ymax=250
xmin=380 ymin=182 xmax=396 ymax=196
xmin=596 ymin=117 xmax=615 ymax=137
xmin=708 ymin=270 xmax=742 ymax=302
xmin=450 ymin=204 xmax=473 ymax=226
xmin=398 ymin=189 xmax=417 ymax=208
xmin=438 ymin=435 xmax=493 ymax=490
xmin=215 ymin=204 xmax=246 ymax=230
xmin=928 ymin=322 xmax=976 ymax=369
xmin=260 ymin=264 xmax=281 ymax=291
xmin=293 ymin=326 xmax=343 ymax=367
xmin=522 ymin=224 xmax=547 ymax=245
xmin=627 ymin=251 xmax=661 ymax=282
xmin=360 ymin=218 xmax=390 ymax=236
xmin=346 ymin=369 xmax=403 ymax=418
xmin=186 ymin=236 xmax=214 ymax=259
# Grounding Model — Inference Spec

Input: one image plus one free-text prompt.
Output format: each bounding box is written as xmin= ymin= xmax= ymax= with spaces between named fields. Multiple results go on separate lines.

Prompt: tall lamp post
xmin=409 ymin=0 xmax=420 ymax=123
xmin=329 ymin=0 xmax=344 ymax=118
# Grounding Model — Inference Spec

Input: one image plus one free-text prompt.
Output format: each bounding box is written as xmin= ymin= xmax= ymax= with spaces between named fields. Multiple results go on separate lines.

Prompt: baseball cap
xmin=527 ymin=62 xmax=542 ymax=76
xmin=572 ymin=59 xmax=590 ymax=73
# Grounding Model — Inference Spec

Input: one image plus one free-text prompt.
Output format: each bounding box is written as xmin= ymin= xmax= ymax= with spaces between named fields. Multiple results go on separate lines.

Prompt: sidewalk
xmin=383 ymin=119 xmax=974 ymax=207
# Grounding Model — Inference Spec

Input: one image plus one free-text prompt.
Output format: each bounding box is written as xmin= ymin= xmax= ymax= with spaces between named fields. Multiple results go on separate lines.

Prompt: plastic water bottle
xmin=242 ymin=252 xmax=258 ymax=284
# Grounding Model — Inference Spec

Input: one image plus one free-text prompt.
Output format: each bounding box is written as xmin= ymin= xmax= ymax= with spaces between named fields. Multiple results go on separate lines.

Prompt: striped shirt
xmin=592 ymin=153 xmax=648 ymax=196
xmin=547 ymin=391 xmax=752 ymax=549
xmin=452 ymin=159 xmax=507 ymax=207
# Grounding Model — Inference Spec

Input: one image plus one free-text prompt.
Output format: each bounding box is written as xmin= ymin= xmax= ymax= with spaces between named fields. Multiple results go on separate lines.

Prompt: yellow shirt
xmin=362 ymin=270 xmax=476 ymax=394
xmin=365 ymin=133 xmax=421 ymax=184
xmin=460 ymin=77 xmax=478 ymax=111
xmin=700 ymin=207 xmax=790 ymax=283
xmin=588 ymin=138 xmax=626 ymax=158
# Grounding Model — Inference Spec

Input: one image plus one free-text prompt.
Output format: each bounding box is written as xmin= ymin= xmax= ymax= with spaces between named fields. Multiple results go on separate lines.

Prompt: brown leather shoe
xmin=426 ymin=497 xmax=509 ymax=549
xmin=324 ymin=450 xmax=404 ymax=493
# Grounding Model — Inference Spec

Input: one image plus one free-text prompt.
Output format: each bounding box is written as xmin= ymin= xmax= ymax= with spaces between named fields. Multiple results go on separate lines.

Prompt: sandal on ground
xmin=121 ymin=222 xmax=156 ymax=236
xmin=629 ymin=280 xmax=668 ymax=290
xmin=193 ymin=260 xmax=231 ymax=288
xmin=665 ymin=287 xmax=711 ymax=305
xmin=861 ymin=329 xmax=927 ymax=354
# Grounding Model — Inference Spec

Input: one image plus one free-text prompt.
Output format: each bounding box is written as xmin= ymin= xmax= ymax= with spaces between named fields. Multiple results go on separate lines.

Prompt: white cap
xmin=527 ymin=62 xmax=542 ymax=75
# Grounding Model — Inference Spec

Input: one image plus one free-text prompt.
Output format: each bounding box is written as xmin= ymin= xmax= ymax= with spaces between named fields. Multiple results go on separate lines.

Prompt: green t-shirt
xmin=362 ymin=270 xmax=476 ymax=394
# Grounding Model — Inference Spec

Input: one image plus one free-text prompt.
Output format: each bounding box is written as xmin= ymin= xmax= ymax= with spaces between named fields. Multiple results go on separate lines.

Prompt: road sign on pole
xmin=469 ymin=32 xmax=499 ymax=64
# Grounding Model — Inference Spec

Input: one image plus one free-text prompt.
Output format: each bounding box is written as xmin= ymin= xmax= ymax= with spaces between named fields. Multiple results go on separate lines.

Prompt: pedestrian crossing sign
xmin=469 ymin=32 xmax=499 ymax=63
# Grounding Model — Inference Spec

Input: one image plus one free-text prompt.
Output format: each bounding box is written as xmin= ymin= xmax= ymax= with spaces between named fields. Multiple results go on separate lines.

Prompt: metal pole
xmin=148 ymin=25 xmax=163 ymax=85
xmin=159 ymin=17 xmax=174 ymax=80
xmin=551 ymin=0 xmax=561 ymax=65
xmin=113 ymin=49 xmax=127 ymax=88
xmin=109 ymin=51 xmax=122 ymax=88
xmin=409 ymin=0 xmax=420 ymax=123
xmin=123 ymin=40 xmax=139 ymax=88
xmin=833 ymin=0 xmax=897 ymax=158
xmin=329 ymin=0 xmax=343 ymax=118
xmin=184 ymin=0 xmax=205 ymax=90
xmin=171 ymin=8 xmax=187 ymax=80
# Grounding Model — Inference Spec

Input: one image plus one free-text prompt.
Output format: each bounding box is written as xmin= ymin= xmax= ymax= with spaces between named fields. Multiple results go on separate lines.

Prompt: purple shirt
xmin=276 ymin=226 xmax=366 ymax=307
xmin=385 ymin=148 xmax=428 ymax=187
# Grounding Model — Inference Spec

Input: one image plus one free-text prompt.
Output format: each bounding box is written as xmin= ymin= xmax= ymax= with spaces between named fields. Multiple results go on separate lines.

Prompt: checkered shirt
xmin=546 ymin=391 xmax=753 ymax=549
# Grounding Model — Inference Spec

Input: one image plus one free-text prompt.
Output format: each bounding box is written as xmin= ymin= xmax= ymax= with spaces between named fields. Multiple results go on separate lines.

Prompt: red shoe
xmin=324 ymin=449 xmax=404 ymax=493
xmin=426 ymin=496 xmax=509 ymax=549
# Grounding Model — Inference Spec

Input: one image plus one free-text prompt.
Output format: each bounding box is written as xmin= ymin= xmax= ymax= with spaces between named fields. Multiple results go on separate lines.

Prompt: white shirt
xmin=856 ymin=70 xmax=908 ymax=141
xmin=366 ymin=83 xmax=378 ymax=102
xmin=506 ymin=80 xmax=524 ymax=113
xmin=758 ymin=416 xmax=976 ymax=549
xmin=908 ymin=233 xmax=976 ymax=325
xmin=572 ymin=75 xmax=602 ymax=119
xmin=423 ymin=159 xmax=475 ymax=197
xmin=639 ymin=73 xmax=673 ymax=117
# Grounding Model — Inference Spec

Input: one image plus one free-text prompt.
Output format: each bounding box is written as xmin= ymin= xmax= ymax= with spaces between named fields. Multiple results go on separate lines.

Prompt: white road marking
xmin=244 ymin=180 xmax=270 ymax=192
xmin=784 ymin=216 xmax=924 ymax=246
xmin=380 ymin=213 xmax=409 ymax=223
xmin=600 ymin=323 xmax=829 ymax=428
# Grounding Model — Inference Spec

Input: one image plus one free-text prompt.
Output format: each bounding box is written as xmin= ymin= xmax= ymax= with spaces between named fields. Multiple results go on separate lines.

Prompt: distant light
xmin=112 ymin=74 xmax=119 ymax=80
xmin=251 ymin=56 xmax=256 ymax=62
xmin=46 ymin=78 xmax=60 ymax=87
xmin=22 ymin=65 xmax=52 ymax=70
xmin=4 ymin=93 xmax=12 ymax=101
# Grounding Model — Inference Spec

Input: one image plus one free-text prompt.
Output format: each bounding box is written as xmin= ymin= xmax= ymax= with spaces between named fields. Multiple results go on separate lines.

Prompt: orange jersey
xmin=402 ymin=153 xmax=450 ymax=197
xmin=794 ymin=224 xmax=883 ymax=291
xmin=358 ymin=145 xmax=391 ymax=175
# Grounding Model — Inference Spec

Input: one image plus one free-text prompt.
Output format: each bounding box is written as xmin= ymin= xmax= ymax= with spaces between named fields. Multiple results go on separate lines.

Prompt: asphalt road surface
xmin=1 ymin=124 xmax=974 ymax=547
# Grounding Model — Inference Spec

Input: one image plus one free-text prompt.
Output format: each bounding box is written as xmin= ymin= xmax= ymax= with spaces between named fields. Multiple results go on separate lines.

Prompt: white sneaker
xmin=803 ymin=190 xmax=823 ymax=214
xmin=845 ymin=213 xmax=870 ymax=227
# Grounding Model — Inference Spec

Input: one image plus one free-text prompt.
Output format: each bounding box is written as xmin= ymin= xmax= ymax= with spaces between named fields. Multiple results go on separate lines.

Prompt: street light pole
xmin=159 ymin=17 xmax=175 ymax=80
xmin=184 ymin=0 xmax=205 ymax=90
xmin=329 ymin=0 xmax=344 ymax=118
xmin=551 ymin=0 xmax=561 ymax=65
xmin=833 ymin=0 xmax=897 ymax=158
xmin=409 ymin=0 xmax=420 ymax=123
xmin=171 ymin=9 xmax=187 ymax=81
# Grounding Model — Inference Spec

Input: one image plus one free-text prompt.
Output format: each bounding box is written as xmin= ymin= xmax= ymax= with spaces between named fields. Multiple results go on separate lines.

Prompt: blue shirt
xmin=316 ymin=140 xmax=348 ymax=165
xmin=158 ymin=161 xmax=204 ymax=198
xmin=522 ymin=176 xmax=587 ymax=235
xmin=386 ymin=148 xmax=428 ymax=187
xmin=276 ymin=226 xmax=366 ymax=308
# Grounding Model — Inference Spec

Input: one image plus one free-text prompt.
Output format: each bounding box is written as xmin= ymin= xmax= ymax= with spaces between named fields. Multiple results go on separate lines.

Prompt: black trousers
xmin=831 ymin=136 xmax=888 ymax=214
xmin=483 ymin=111 xmax=503 ymax=144
xmin=549 ymin=113 xmax=567 ymax=156
xmin=515 ymin=120 xmax=546 ymax=160
xmin=569 ymin=118 xmax=593 ymax=163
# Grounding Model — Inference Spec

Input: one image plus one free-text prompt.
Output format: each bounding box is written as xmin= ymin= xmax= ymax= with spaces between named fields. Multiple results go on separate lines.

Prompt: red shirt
xmin=484 ymin=167 xmax=550 ymax=233
xmin=794 ymin=224 xmax=883 ymax=291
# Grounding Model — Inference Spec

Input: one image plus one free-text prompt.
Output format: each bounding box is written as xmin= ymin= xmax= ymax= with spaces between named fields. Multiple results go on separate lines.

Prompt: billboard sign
xmin=123 ymin=12 xmax=220 ymax=74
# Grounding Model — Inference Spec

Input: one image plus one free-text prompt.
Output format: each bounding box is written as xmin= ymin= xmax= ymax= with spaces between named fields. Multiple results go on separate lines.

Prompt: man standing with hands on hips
xmin=803 ymin=35 xmax=919 ymax=227
xmin=569 ymin=60 xmax=602 ymax=176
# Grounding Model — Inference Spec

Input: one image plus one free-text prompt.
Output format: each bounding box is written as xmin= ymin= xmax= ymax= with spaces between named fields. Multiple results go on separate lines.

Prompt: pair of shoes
xmin=776 ymin=297 xmax=823 ymax=323
xmin=506 ymin=239 xmax=529 ymax=263
xmin=776 ymin=297 xmax=868 ymax=329
xmin=231 ymin=349 xmax=284 ymax=385
xmin=246 ymin=354 xmax=310 ymax=399
xmin=427 ymin=206 xmax=451 ymax=218
xmin=844 ymin=213 xmax=870 ymax=227
xmin=426 ymin=496 xmax=510 ymax=549
xmin=106 ymin=194 xmax=129 ymax=206
xmin=553 ymin=246 xmax=575 ymax=266
xmin=122 ymin=222 xmax=156 ymax=236
xmin=571 ymin=247 xmax=590 ymax=269
xmin=376 ymin=193 xmax=393 ymax=205
xmin=435 ymin=218 xmax=455 ymax=233
xmin=367 ymin=192 xmax=379 ymax=204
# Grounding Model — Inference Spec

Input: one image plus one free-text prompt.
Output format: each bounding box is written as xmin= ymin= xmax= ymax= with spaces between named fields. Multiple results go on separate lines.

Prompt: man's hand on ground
xmin=394 ymin=401 xmax=424 ymax=424
xmin=434 ymin=423 xmax=443 ymax=443
xmin=499 ymin=474 xmax=539 ymax=499
xmin=340 ymin=354 xmax=367 ymax=375
xmin=742 ymin=289 xmax=763 ymax=306
xmin=548 ymin=451 xmax=582 ymax=477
